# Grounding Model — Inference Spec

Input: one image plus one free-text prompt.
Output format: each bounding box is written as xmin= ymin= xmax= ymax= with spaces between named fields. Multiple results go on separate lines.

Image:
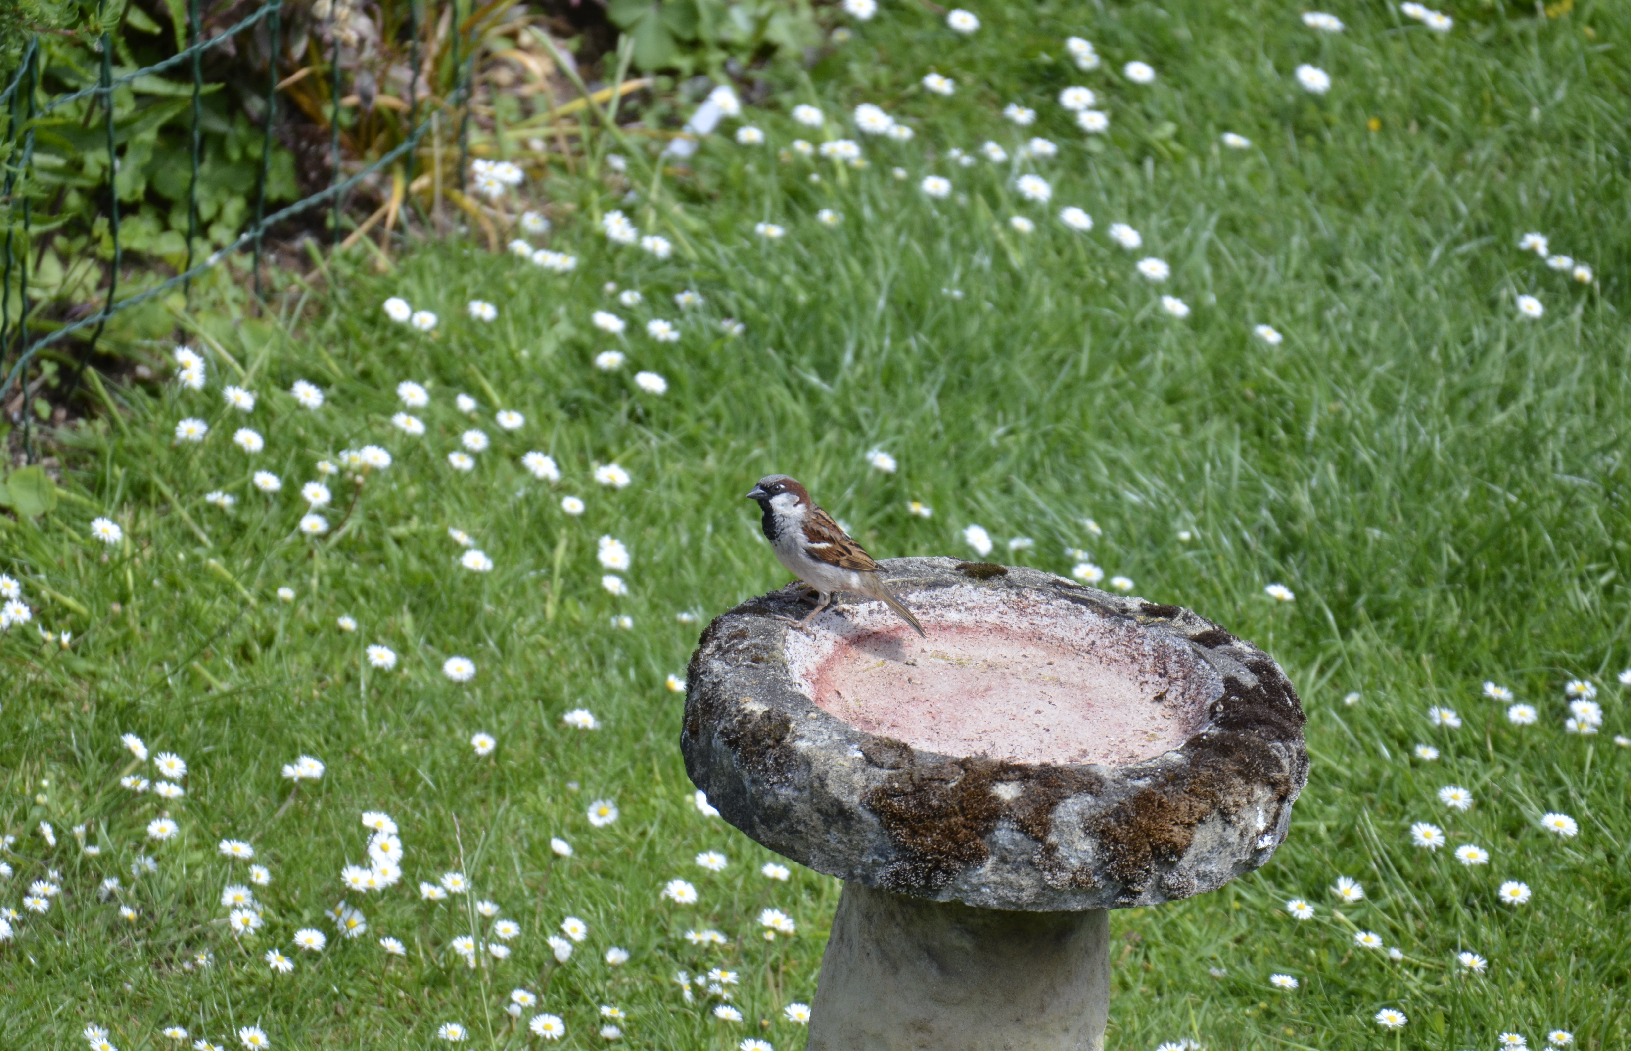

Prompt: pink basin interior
xmin=784 ymin=585 xmax=1216 ymax=766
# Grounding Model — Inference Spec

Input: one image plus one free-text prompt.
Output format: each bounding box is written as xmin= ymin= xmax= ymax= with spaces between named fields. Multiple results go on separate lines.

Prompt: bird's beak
xmin=745 ymin=486 xmax=767 ymax=500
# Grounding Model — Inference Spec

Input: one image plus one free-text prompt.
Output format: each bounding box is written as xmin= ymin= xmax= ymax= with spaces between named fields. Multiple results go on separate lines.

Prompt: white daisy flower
xmin=1076 ymin=110 xmax=1110 ymax=133
xmin=1060 ymin=207 xmax=1093 ymax=231
xmin=1109 ymin=223 xmax=1142 ymax=249
xmin=522 ymin=452 xmax=560 ymax=481
xmin=1497 ymin=881 xmax=1531 ymax=905
xmin=1136 ymin=257 xmax=1170 ymax=281
xmin=1540 ymin=812 xmax=1578 ymax=837
xmin=290 ymin=380 xmax=324 ymax=408
xmin=1059 ymin=87 xmax=1096 ymax=112
xmin=532 ymin=249 xmax=577 ymax=272
xmin=706 ymin=84 xmax=741 ymax=117
xmin=595 ymin=463 xmax=631 ymax=488
xmin=529 ymin=1015 xmax=566 ymax=1040
xmin=1016 ymin=174 xmax=1052 ymax=202
xmin=1296 ymin=65 xmax=1331 ymax=94
xmin=1455 ymin=844 xmax=1489 ymax=865
xmin=1065 ymin=36 xmax=1100 ymax=69
xmin=822 ymin=140 xmax=861 ymax=163
xmin=396 ymin=381 xmax=429 ymax=407
xmin=1410 ymin=822 xmax=1446 ymax=849
xmin=602 ymin=210 xmax=638 ymax=244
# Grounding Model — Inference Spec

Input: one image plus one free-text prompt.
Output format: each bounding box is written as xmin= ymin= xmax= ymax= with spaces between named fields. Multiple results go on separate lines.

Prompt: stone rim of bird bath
xmin=682 ymin=556 xmax=1309 ymax=911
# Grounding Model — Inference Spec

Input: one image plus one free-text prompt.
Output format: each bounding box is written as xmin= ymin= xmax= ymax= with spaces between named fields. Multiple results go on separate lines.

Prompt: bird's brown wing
xmin=801 ymin=505 xmax=880 ymax=572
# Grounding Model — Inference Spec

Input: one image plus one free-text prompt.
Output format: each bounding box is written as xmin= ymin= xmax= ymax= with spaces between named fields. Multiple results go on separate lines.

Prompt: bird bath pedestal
xmin=682 ymin=557 xmax=1308 ymax=1050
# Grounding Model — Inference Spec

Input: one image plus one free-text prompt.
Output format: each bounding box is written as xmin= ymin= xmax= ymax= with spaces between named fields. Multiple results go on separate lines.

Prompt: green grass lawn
xmin=5 ymin=0 xmax=1631 ymax=1047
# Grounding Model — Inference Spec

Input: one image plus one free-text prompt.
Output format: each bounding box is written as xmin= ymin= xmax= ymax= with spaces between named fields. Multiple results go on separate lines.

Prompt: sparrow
xmin=746 ymin=474 xmax=925 ymax=637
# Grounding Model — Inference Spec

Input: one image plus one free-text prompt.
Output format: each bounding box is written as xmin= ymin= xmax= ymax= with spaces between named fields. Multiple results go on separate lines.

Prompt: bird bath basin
xmin=682 ymin=557 xmax=1308 ymax=1049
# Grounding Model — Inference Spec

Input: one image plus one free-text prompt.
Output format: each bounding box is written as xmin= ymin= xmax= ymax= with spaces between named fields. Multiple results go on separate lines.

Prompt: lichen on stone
xmin=681 ymin=556 xmax=1309 ymax=911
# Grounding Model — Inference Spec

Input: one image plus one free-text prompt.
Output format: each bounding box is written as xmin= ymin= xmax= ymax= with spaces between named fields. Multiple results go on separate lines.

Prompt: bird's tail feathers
xmin=872 ymin=586 xmax=926 ymax=638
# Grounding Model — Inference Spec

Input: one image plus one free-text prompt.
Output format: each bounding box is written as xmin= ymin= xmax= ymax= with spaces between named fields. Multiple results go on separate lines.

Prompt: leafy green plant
xmin=607 ymin=0 xmax=820 ymax=74
xmin=3 ymin=2 xmax=302 ymax=359
xmin=0 ymin=464 xmax=58 ymax=517
xmin=0 ymin=0 xmax=822 ymax=434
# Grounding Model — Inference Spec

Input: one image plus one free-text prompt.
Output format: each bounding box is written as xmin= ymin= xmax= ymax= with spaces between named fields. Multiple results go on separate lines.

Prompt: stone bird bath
xmin=682 ymin=557 xmax=1308 ymax=1050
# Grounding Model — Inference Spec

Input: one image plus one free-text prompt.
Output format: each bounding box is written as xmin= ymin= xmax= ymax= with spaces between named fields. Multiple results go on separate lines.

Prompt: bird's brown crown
xmin=750 ymin=475 xmax=810 ymax=504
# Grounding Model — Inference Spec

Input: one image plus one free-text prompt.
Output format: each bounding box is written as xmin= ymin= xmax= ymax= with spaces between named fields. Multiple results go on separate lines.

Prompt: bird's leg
xmin=798 ymin=590 xmax=833 ymax=627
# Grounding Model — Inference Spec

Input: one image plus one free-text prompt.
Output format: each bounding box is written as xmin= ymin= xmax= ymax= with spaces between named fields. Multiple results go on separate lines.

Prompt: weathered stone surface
xmin=683 ymin=557 xmax=1308 ymax=911
xmin=806 ymin=882 xmax=1110 ymax=1050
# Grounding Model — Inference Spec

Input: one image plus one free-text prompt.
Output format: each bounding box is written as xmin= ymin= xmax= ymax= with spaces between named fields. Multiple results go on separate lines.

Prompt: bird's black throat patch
xmin=756 ymin=501 xmax=782 ymax=545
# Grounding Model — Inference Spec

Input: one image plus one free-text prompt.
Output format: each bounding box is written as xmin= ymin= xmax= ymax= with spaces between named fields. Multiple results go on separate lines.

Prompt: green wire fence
xmin=0 ymin=0 xmax=476 ymax=457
